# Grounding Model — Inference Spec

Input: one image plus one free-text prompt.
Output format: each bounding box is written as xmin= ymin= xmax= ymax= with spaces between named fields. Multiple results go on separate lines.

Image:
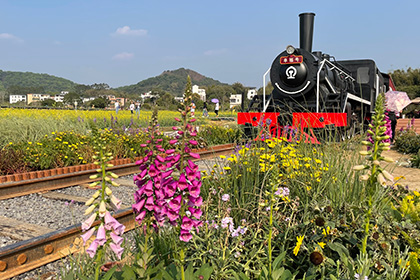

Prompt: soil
xmin=380 ymin=148 xmax=420 ymax=191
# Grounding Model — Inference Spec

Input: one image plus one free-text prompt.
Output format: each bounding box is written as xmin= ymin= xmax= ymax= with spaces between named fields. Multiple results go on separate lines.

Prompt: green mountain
xmin=116 ymin=68 xmax=227 ymax=96
xmin=0 ymin=70 xmax=76 ymax=93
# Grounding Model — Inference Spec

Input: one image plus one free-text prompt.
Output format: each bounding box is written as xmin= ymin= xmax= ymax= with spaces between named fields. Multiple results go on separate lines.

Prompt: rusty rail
xmin=0 ymin=143 xmax=235 ymax=200
xmin=0 ymin=143 xmax=235 ymax=279
xmin=0 ymin=208 xmax=135 ymax=280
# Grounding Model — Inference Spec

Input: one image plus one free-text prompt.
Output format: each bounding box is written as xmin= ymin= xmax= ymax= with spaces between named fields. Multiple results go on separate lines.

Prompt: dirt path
xmin=381 ymin=149 xmax=420 ymax=191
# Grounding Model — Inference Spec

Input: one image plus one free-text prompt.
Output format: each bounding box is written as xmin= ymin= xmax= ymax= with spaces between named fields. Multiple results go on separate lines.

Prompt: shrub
xmin=0 ymin=148 xmax=30 ymax=175
xmin=197 ymin=125 xmax=243 ymax=146
xmin=394 ymin=129 xmax=420 ymax=154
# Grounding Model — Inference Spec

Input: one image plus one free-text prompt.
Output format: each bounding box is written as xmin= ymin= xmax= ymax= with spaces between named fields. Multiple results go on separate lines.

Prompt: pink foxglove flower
xmin=188 ymin=207 xmax=202 ymax=219
xmin=104 ymin=211 xmax=119 ymax=231
xmin=164 ymin=183 xmax=177 ymax=197
xmin=187 ymin=160 xmax=198 ymax=171
xmin=144 ymin=181 xmax=154 ymax=196
xmin=110 ymin=195 xmax=122 ymax=210
xmin=161 ymin=170 xmax=174 ymax=179
xmin=86 ymin=240 xmax=100 ymax=258
xmin=178 ymin=173 xmax=188 ymax=190
xmin=188 ymin=181 xmax=201 ymax=198
xmin=82 ymin=213 xmax=97 ymax=231
xmin=180 ymin=229 xmax=193 ymax=242
xmin=166 ymin=149 xmax=176 ymax=154
xmin=169 ymin=195 xmax=182 ymax=211
xmin=132 ymin=198 xmax=146 ymax=213
xmin=135 ymin=210 xmax=146 ymax=224
xmin=189 ymin=152 xmax=200 ymax=159
xmin=188 ymin=140 xmax=198 ymax=145
xmin=81 ymin=227 xmax=95 ymax=245
xmin=96 ymin=225 xmax=107 ymax=246
xmin=148 ymin=165 xmax=158 ymax=177
xmin=145 ymin=196 xmax=155 ymax=211
xmin=113 ymin=221 xmax=126 ymax=236
xmin=166 ymin=208 xmax=180 ymax=221
xmin=110 ymin=243 xmax=124 ymax=260
xmin=181 ymin=216 xmax=194 ymax=231
xmin=110 ymin=232 xmax=124 ymax=246
xmin=155 ymin=160 xmax=166 ymax=171
xmin=156 ymin=155 xmax=165 ymax=162
xmin=188 ymin=196 xmax=203 ymax=207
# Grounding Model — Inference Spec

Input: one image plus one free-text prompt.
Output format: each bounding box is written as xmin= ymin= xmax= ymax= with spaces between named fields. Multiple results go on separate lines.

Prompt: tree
xmin=156 ymin=92 xmax=178 ymax=110
xmin=63 ymin=92 xmax=82 ymax=106
xmin=257 ymin=82 xmax=274 ymax=95
xmin=88 ymin=97 xmax=109 ymax=109
xmin=41 ymin=99 xmax=56 ymax=107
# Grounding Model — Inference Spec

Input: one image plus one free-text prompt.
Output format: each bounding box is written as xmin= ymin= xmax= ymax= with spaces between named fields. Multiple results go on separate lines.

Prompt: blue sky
xmin=0 ymin=0 xmax=418 ymax=89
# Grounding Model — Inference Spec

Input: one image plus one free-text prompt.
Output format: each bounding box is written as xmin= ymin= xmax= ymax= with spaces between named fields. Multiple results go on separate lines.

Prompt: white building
xmin=192 ymin=85 xmax=206 ymax=101
xmin=83 ymin=97 xmax=96 ymax=103
xmin=27 ymin=93 xmax=54 ymax=104
xmin=141 ymin=91 xmax=158 ymax=100
xmin=9 ymin=95 xmax=26 ymax=104
xmin=247 ymin=88 xmax=257 ymax=100
xmin=230 ymin=94 xmax=242 ymax=108
xmin=174 ymin=97 xmax=184 ymax=103
xmin=53 ymin=92 xmax=68 ymax=103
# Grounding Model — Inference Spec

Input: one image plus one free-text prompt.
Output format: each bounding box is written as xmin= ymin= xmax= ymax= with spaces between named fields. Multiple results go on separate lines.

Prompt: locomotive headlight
xmin=286 ymin=45 xmax=295 ymax=55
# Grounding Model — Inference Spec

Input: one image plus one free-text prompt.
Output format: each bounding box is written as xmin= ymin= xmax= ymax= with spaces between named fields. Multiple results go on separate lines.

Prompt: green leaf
xmin=102 ymin=266 xmax=118 ymax=280
xmin=184 ymin=263 xmax=195 ymax=279
xmin=328 ymin=242 xmax=350 ymax=260
xmin=272 ymin=251 xmax=287 ymax=269
xmin=236 ymin=271 xmax=251 ymax=280
xmin=193 ymin=263 xmax=214 ymax=280
xmin=272 ymin=267 xmax=284 ymax=280
xmin=120 ymin=265 xmax=137 ymax=280
xmin=161 ymin=263 xmax=179 ymax=280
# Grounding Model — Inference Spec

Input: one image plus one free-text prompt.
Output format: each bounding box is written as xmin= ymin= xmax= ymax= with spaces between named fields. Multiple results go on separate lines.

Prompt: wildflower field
xmin=53 ymin=80 xmax=420 ymax=280
xmin=0 ymin=107 xmax=241 ymax=174
xmin=3 ymin=79 xmax=420 ymax=279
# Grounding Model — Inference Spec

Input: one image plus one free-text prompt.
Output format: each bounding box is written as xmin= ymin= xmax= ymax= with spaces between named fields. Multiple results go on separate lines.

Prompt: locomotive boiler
xmin=238 ymin=13 xmax=395 ymax=143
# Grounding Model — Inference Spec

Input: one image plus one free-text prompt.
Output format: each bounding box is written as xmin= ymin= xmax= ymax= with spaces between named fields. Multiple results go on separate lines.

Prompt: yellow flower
xmin=322 ymin=226 xmax=330 ymax=237
xmin=317 ymin=242 xmax=326 ymax=249
xmin=293 ymin=235 xmax=305 ymax=256
xmin=266 ymin=139 xmax=276 ymax=148
xmin=219 ymin=155 xmax=226 ymax=159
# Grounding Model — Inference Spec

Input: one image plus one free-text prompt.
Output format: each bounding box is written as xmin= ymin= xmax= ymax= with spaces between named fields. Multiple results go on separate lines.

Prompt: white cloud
xmin=0 ymin=33 xmax=23 ymax=42
xmin=204 ymin=48 xmax=228 ymax=56
xmin=113 ymin=26 xmax=147 ymax=36
xmin=112 ymin=52 xmax=134 ymax=61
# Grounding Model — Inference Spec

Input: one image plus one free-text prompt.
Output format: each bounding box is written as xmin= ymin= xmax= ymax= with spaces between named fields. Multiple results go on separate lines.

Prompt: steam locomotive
xmin=237 ymin=13 xmax=395 ymax=143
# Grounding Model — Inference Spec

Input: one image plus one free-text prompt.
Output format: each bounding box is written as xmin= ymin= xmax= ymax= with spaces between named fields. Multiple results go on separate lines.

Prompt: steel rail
xmin=0 ymin=208 xmax=135 ymax=280
xmin=0 ymin=143 xmax=235 ymax=279
xmin=0 ymin=143 xmax=235 ymax=200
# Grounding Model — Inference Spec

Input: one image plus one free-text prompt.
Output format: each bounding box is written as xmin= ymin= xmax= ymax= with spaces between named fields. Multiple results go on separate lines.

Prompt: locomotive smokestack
xmin=299 ymin=12 xmax=315 ymax=53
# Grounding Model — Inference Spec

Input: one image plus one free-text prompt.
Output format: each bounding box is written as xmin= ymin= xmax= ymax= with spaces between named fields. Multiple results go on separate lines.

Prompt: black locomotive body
xmin=238 ymin=13 xmax=395 ymax=143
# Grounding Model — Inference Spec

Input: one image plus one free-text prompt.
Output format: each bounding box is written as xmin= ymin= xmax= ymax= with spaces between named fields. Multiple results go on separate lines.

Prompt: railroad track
xmin=0 ymin=143 xmax=235 ymax=280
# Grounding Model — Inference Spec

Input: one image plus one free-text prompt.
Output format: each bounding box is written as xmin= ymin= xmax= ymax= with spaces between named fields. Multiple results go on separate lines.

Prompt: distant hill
xmin=116 ymin=68 xmax=227 ymax=96
xmin=0 ymin=70 xmax=76 ymax=93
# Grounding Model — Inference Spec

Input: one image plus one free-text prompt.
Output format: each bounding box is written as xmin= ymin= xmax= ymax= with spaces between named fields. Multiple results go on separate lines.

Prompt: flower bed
xmin=58 ymin=92 xmax=420 ymax=280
